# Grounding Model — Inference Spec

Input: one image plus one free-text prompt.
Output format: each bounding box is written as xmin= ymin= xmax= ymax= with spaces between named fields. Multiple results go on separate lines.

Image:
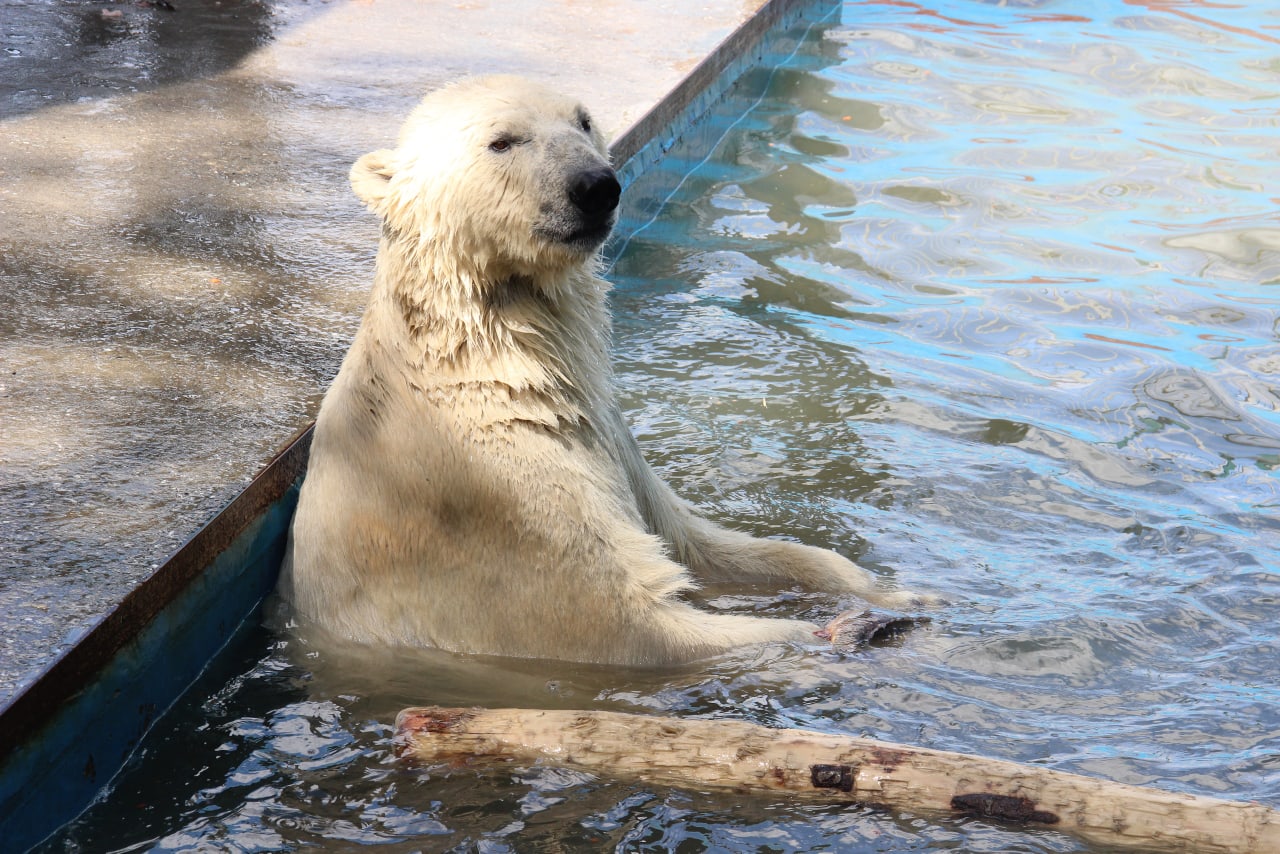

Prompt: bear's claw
xmin=818 ymin=609 xmax=931 ymax=651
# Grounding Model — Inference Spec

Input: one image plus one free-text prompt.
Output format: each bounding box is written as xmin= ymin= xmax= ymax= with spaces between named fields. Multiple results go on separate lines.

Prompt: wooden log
xmin=396 ymin=706 xmax=1280 ymax=854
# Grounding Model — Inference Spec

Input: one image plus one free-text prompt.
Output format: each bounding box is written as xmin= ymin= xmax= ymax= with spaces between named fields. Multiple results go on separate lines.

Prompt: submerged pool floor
xmin=46 ymin=1 xmax=1279 ymax=851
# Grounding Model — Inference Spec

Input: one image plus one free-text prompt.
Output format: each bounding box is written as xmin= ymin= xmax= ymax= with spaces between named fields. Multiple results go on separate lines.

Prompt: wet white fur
xmin=280 ymin=76 xmax=927 ymax=665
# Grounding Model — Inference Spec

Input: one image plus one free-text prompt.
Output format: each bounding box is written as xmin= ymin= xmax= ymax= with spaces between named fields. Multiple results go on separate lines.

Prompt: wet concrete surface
xmin=0 ymin=0 xmax=766 ymax=702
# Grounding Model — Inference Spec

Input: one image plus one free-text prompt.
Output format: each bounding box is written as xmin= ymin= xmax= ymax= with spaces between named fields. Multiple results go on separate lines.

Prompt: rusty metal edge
xmin=609 ymin=0 xmax=820 ymax=172
xmin=0 ymin=422 xmax=313 ymax=762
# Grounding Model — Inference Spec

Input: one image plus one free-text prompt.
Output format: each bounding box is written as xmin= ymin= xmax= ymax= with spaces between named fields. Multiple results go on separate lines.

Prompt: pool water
xmin=46 ymin=1 xmax=1280 ymax=851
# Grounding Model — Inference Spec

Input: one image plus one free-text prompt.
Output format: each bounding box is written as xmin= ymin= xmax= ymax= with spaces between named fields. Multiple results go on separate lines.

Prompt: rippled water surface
xmin=47 ymin=1 xmax=1280 ymax=851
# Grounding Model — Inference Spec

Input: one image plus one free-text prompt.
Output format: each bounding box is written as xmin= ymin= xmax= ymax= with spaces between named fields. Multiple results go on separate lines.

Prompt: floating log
xmin=397 ymin=706 xmax=1280 ymax=854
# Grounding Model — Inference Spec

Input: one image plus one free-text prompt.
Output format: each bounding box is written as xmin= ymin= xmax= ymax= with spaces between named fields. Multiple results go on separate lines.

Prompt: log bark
xmin=397 ymin=706 xmax=1280 ymax=854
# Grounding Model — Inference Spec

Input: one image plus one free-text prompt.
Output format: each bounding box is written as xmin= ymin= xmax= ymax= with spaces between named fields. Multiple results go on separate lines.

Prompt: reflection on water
xmin=46 ymin=1 xmax=1280 ymax=851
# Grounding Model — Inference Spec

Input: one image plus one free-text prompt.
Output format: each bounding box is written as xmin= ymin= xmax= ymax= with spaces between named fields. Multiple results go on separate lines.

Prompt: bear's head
xmin=351 ymin=75 xmax=620 ymax=283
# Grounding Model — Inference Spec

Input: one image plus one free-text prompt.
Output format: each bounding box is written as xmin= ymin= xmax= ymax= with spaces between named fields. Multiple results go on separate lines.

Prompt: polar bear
xmin=280 ymin=75 xmax=931 ymax=665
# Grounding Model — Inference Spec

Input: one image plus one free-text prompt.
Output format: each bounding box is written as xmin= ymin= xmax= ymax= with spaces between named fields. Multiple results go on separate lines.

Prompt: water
xmin=43 ymin=1 xmax=1280 ymax=851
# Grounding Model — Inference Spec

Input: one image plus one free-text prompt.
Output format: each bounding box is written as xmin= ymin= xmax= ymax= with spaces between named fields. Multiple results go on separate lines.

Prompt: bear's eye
xmin=489 ymin=137 xmax=513 ymax=153
xmin=578 ymin=112 xmax=592 ymax=134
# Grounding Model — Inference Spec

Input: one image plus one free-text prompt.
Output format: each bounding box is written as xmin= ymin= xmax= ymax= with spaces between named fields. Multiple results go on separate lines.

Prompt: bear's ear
xmin=350 ymin=149 xmax=397 ymax=212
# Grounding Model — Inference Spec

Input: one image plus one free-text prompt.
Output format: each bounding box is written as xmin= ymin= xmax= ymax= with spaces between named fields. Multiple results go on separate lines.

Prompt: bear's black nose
xmin=569 ymin=167 xmax=621 ymax=217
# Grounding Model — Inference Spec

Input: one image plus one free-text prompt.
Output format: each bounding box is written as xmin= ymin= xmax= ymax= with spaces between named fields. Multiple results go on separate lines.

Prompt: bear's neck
xmin=362 ymin=236 xmax=614 ymax=423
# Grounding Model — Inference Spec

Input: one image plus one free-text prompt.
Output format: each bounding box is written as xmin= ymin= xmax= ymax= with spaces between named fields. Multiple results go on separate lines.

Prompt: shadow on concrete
xmin=1 ymin=0 xmax=292 ymax=119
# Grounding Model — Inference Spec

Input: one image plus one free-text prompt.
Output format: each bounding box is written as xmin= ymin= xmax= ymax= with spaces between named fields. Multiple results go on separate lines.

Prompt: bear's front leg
xmin=616 ymin=600 xmax=819 ymax=664
xmin=624 ymin=598 xmax=930 ymax=663
xmin=611 ymin=415 xmax=937 ymax=607
xmin=679 ymin=518 xmax=938 ymax=609
xmin=640 ymin=476 xmax=936 ymax=607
